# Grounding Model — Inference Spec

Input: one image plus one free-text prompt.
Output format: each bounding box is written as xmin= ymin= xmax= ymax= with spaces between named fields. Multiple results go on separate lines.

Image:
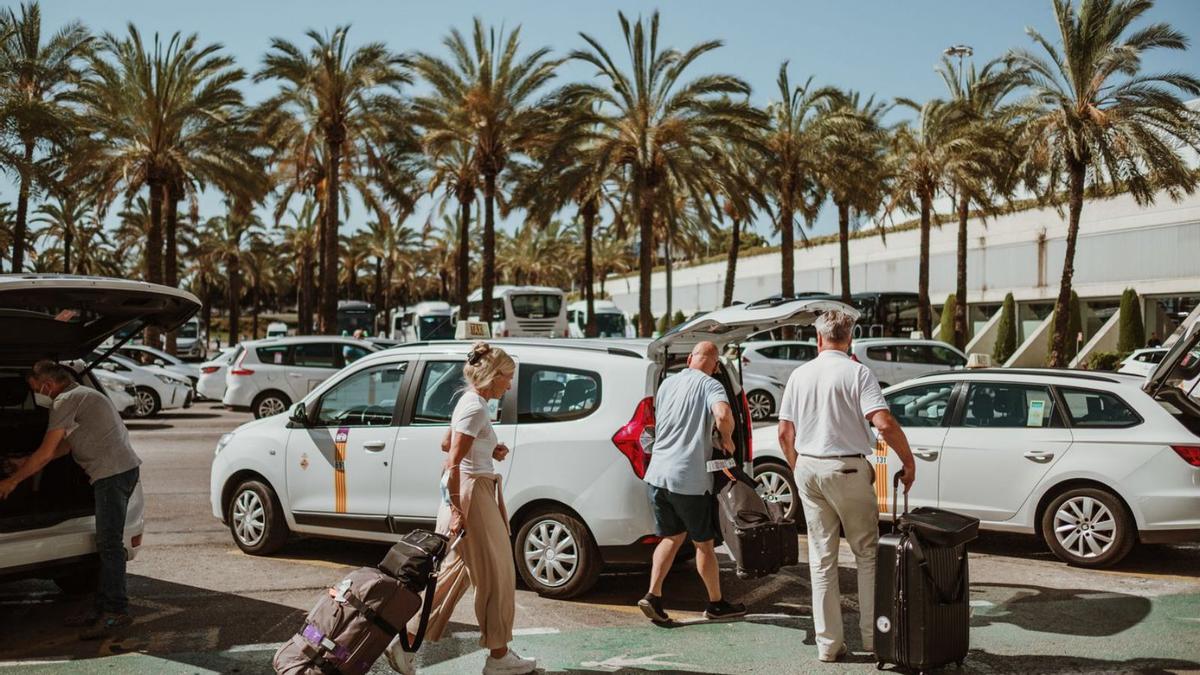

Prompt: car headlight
xmin=215 ymin=433 xmax=234 ymax=456
xmin=100 ymin=379 xmax=124 ymax=392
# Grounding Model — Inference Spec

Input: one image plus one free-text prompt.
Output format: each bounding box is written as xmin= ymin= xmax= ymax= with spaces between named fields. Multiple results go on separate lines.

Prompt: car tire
xmin=514 ymin=507 xmax=601 ymax=599
xmin=754 ymin=460 xmax=803 ymax=528
xmin=746 ymin=389 xmax=776 ymax=421
xmin=53 ymin=566 xmax=99 ymax=595
xmin=227 ymin=479 xmax=289 ymax=555
xmin=1040 ymin=487 xmax=1135 ymax=568
xmin=132 ymin=386 xmax=161 ymax=418
xmin=252 ymin=391 xmax=292 ymax=419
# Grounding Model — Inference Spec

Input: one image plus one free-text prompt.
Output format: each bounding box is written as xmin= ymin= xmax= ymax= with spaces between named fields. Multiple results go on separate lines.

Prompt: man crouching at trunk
xmin=637 ymin=340 xmax=746 ymax=624
xmin=0 ymin=360 xmax=142 ymax=640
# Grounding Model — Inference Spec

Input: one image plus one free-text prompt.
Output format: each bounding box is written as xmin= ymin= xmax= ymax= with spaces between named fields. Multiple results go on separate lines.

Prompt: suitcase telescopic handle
xmin=891 ymin=471 xmax=908 ymax=529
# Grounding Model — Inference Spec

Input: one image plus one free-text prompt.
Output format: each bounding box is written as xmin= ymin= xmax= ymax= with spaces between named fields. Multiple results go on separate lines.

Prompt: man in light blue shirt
xmin=638 ymin=341 xmax=746 ymax=623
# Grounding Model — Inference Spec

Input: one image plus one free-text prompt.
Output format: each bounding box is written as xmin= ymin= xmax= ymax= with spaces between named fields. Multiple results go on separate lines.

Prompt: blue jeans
xmin=93 ymin=466 xmax=139 ymax=614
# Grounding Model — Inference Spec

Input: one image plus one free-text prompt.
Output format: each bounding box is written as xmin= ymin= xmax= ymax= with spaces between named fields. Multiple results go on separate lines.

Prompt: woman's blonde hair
xmin=463 ymin=341 xmax=515 ymax=392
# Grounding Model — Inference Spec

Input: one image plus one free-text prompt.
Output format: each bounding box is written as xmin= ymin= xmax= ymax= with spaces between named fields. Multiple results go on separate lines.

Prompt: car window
xmin=411 ymin=361 xmax=500 ymax=425
xmin=256 ymin=344 xmax=291 ymax=366
xmin=866 ymin=346 xmax=895 ymax=362
xmin=929 ymin=346 xmax=966 ymax=367
xmin=341 ymin=344 xmax=372 ymax=365
xmin=961 ymin=383 xmax=1057 ymax=428
xmin=1058 ymin=388 xmax=1140 ymax=428
xmin=1136 ymin=351 xmax=1164 ymax=363
xmin=314 ymin=363 xmax=409 ymax=427
xmin=294 ymin=343 xmax=337 ymax=368
xmin=885 ymin=383 xmax=955 ymax=427
xmin=518 ymin=365 xmax=601 ymax=423
xmin=794 ymin=343 xmax=817 ymax=361
xmin=756 ymin=346 xmax=784 ymax=360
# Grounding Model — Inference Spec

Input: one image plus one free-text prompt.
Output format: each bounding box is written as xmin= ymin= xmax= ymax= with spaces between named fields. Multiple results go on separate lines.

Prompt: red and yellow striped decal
xmin=334 ymin=427 xmax=349 ymax=513
xmin=874 ymin=437 xmax=890 ymax=514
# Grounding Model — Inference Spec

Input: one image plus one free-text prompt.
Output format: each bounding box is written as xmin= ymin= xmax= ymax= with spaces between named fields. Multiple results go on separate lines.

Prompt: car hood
xmin=646 ymin=299 xmax=857 ymax=364
xmin=0 ymin=275 xmax=201 ymax=367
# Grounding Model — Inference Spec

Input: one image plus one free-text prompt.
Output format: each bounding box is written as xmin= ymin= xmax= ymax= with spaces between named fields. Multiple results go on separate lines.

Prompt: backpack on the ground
xmin=272 ymin=530 xmax=450 ymax=675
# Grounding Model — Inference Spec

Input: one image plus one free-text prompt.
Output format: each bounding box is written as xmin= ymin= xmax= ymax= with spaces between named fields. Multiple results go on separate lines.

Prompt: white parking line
xmin=451 ymin=627 xmax=560 ymax=639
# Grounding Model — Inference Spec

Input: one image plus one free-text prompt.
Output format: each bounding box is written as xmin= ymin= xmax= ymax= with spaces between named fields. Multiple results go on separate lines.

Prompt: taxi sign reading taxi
xmin=455 ymin=320 xmax=492 ymax=340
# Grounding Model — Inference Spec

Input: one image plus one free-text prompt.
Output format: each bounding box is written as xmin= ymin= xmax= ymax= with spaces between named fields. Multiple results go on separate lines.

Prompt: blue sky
xmin=8 ymin=0 xmax=1200 ymax=244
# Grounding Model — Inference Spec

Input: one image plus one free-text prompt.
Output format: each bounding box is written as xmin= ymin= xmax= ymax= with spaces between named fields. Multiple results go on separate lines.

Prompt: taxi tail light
xmin=229 ymin=350 xmax=254 ymax=376
xmin=613 ymin=397 xmax=655 ymax=478
xmin=1171 ymin=445 xmax=1200 ymax=467
xmin=201 ymin=366 xmax=220 ymax=374
xmin=130 ymin=534 xmax=143 ymax=548
xmin=740 ymin=391 xmax=754 ymax=462
xmin=742 ymin=355 xmax=750 ymax=366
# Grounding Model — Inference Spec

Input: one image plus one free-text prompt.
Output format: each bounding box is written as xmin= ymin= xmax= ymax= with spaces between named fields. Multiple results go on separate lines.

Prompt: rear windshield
xmin=418 ymin=315 xmax=455 ymax=340
xmin=510 ymin=294 xmax=562 ymax=318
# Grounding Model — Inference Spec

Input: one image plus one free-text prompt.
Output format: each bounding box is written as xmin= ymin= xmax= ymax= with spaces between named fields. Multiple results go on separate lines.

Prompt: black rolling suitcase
xmin=713 ymin=462 xmax=799 ymax=579
xmin=874 ymin=473 xmax=979 ymax=673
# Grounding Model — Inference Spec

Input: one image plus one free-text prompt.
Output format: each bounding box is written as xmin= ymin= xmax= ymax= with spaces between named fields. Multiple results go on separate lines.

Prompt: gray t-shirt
xmin=644 ymin=368 xmax=729 ymax=495
xmin=47 ymin=384 xmax=141 ymax=483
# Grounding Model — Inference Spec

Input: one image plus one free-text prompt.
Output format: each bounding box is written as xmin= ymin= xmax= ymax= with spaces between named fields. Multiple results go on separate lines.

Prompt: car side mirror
xmin=289 ymin=402 xmax=309 ymax=426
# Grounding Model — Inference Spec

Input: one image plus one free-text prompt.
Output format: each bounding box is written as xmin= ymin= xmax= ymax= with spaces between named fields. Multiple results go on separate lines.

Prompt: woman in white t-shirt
xmin=387 ymin=342 xmax=534 ymax=675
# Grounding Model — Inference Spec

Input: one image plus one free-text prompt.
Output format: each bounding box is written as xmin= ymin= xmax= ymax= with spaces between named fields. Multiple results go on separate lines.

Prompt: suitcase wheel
xmin=875 ymin=663 xmax=884 ymax=670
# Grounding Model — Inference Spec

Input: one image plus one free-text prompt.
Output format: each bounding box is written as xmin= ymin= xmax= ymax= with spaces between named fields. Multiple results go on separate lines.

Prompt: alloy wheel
xmin=747 ymin=391 xmax=774 ymax=421
xmin=1053 ymin=496 xmax=1116 ymax=559
xmin=134 ymin=390 xmax=156 ymax=417
xmin=232 ymin=489 xmax=266 ymax=547
xmin=258 ymin=397 xmax=287 ymax=418
xmin=754 ymin=468 xmax=795 ymax=517
xmin=522 ymin=519 xmax=579 ymax=588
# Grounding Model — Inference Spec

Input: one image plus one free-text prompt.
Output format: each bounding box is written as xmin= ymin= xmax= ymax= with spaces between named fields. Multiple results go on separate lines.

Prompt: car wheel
xmin=1041 ymin=487 xmax=1134 ymax=568
xmin=754 ymin=460 xmax=803 ymax=526
xmin=132 ymin=386 xmax=161 ymax=418
xmin=514 ymin=507 xmax=600 ymax=599
xmin=228 ymin=479 xmax=289 ymax=555
xmin=53 ymin=566 xmax=99 ymax=595
xmin=252 ymin=391 xmax=291 ymax=419
xmin=746 ymin=390 xmax=776 ymax=421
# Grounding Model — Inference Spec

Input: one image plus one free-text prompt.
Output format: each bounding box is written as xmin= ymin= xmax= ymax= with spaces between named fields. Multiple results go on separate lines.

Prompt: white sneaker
xmin=384 ymin=640 xmax=417 ymax=675
xmin=482 ymin=649 xmax=537 ymax=675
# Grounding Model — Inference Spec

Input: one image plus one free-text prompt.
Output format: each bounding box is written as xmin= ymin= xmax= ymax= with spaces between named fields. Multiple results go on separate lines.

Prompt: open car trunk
xmin=0 ymin=371 xmax=94 ymax=533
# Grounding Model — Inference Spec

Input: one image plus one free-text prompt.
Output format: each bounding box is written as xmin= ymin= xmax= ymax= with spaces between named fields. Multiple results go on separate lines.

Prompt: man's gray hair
xmin=815 ymin=309 xmax=856 ymax=344
xmin=29 ymin=359 xmax=75 ymax=385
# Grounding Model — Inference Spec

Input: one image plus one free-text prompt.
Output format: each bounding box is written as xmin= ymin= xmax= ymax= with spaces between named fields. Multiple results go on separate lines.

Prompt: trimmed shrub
xmin=1085 ymin=350 xmax=1123 ymax=371
xmin=992 ymin=293 xmax=1017 ymax=365
xmin=672 ymin=310 xmax=687 ymax=327
xmin=938 ymin=294 xmax=957 ymax=343
xmin=1117 ymin=288 xmax=1145 ymax=354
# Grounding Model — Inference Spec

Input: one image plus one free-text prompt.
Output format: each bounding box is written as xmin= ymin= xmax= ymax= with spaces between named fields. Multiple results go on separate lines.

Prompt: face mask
xmin=33 ymin=385 xmax=52 ymax=408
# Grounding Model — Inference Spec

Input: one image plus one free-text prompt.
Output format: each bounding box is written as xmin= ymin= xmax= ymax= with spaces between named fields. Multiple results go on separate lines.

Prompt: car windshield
xmin=418 ymin=315 xmax=455 ymax=340
xmin=595 ymin=313 xmax=625 ymax=336
xmin=510 ymin=294 xmax=562 ymax=318
xmin=178 ymin=322 xmax=198 ymax=339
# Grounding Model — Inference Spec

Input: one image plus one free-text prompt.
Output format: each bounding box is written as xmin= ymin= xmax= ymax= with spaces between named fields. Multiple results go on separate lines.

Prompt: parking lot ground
xmin=1 ymin=406 xmax=1199 ymax=674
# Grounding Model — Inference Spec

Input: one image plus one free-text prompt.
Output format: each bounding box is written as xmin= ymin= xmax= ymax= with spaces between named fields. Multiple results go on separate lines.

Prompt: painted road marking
xmin=580 ymin=653 xmax=703 ymax=671
xmin=451 ymin=627 xmax=560 ymax=640
xmin=0 ymin=660 xmax=72 ymax=668
xmin=226 ymin=548 xmax=349 ymax=570
xmin=225 ymin=642 xmax=280 ymax=653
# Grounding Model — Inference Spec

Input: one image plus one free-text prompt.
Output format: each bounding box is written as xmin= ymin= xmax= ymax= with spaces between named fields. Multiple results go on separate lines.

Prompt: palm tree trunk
xmin=300 ymin=251 xmax=314 ymax=335
xmin=637 ymin=194 xmax=654 ymax=337
xmin=201 ymin=274 xmax=213 ymax=347
xmin=665 ymin=230 xmax=673 ymax=325
xmin=63 ymin=228 xmax=73 ymax=275
xmin=482 ymin=173 xmax=497 ymax=324
xmin=582 ymin=199 xmax=597 ymax=337
xmin=917 ymin=195 xmax=932 ymax=339
xmin=953 ymin=194 xmax=970 ymax=349
xmin=383 ymin=258 xmax=394 ymax=337
xmin=779 ymin=204 xmax=795 ymax=299
xmin=457 ymin=197 xmax=471 ymax=321
xmin=837 ymin=201 xmax=852 ymax=303
xmin=164 ymin=184 xmax=181 ymax=355
xmin=144 ymin=179 xmax=165 ymax=348
xmin=252 ymin=280 xmax=260 ymax=340
xmin=1049 ymin=163 xmax=1085 ymax=367
xmin=228 ymin=256 xmax=241 ymax=346
xmin=11 ymin=142 xmax=34 ymax=272
xmin=723 ymin=218 xmax=740 ymax=307
xmin=321 ymin=140 xmax=342 ymax=334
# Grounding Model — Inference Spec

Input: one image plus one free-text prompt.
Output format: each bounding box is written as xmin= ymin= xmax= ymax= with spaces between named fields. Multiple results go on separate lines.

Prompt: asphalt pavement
xmin=1 ymin=405 xmax=1198 ymax=674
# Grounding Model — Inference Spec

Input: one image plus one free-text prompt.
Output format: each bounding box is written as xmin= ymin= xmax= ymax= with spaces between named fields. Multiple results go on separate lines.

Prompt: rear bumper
xmin=1139 ymin=528 xmax=1200 ymax=544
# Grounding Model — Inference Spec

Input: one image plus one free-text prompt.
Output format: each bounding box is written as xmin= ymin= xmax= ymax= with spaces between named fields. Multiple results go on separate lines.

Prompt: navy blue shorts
xmin=648 ymin=485 xmax=716 ymax=543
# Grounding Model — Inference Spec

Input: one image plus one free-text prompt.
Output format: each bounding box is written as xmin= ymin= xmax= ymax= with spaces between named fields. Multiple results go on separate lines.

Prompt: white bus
xmin=467 ymin=286 xmax=568 ymax=338
xmin=389 ymin=302 xmax=457 ymax=342
xmin=567 ymin=300 xmax=635 ymax=338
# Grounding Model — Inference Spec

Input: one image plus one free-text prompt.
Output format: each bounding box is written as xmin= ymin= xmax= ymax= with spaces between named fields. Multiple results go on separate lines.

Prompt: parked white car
xmin=742 ymin=371 xmax=786 ymax=422
xmin=92 ymin=369 xmax=138 ymax=416
xmin=210 ymin=298 xmax=852 ymax=598
xmin=222 ymin=337 xmax=378 ymax=419
xmin=850 ymin=338 xmax=967 ymax=386
xmin=175 ymin=316 xmax=207 ymax=361
xmin=1118 ymin=347 xmax=1168 ymax=377
xmin=116 ymin=343 xmax=201 ymax=387
xmin=197 ymin=347 xmax=238 ymax=402
xmin=94 ymin=353 xmax=193 ymax=418
xmin=0 ymin=275 xmax=199 ymax=593
xmin=754 ymin=332 xmax=1200 ymax=568
xmin=567 ymin=300 xmax=634 ymax=338
xmin=740 ymin=340 xmax=817 ymax=383
xmin=266 ymin=322 xmax=289 ymax=339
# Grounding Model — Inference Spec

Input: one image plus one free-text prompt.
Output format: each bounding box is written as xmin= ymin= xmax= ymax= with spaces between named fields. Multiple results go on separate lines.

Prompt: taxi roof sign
xmin=455 ymin=320 xmax=492 ymax=340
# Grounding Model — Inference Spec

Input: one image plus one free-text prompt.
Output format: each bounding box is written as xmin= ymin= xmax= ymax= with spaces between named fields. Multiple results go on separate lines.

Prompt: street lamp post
xmin=944 ymin=44 xmax=974 ymax=90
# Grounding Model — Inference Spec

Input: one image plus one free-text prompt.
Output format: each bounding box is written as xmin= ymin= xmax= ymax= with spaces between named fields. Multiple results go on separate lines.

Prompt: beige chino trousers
xmin=410 ymin=473 xmax=515 ymax=650
xmin=795 ymin=455 xmax=878 ymax=658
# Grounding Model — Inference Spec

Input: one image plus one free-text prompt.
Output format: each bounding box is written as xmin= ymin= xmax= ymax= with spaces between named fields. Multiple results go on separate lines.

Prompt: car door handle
xmin=363 ymin=441 xmax=387 ymax=452
xmin=1023 ymin=451 xmax=1054 ymax=463
xmin=288 ymin=373 xmax=302 ymax=378
xmin=913 ymin=449 xmax=939 ymax=461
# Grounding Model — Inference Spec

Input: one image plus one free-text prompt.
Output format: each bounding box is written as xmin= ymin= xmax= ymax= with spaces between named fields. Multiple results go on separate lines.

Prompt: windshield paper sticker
xmin=1027 ymin=400 xmax=1046 ymax=427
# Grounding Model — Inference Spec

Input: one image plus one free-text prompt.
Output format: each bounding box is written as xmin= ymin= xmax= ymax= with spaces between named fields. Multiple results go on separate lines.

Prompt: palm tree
xmin=412 ymin=18 xmax=560 ymax=324
xmin=1009 ymin=0 xmax=1200 ymax=366
xmin=815 ymin=90 xmax=890 ymax=302
xmin=205 ymin=199 xmax=264 ymax=346
xmin=183 ymin=219 xmax=223 ymax=342
xmin=565 ymin=11 xmax=765 ymax=335
xmin=0 ymin=2 xmax=91 ymax=272
xmin=82 ymin=24 xmax=249 ymax=349
xmin=256 ymin=26 xmax=409 ymax=334
xmin=33 ymin=189 xmax=95 ymax=274
xmin=278 ymin=201 xmax=320 ymax=334
xmin=716 ymin=140 xmax=768 ymax=307
xmin=591 ymin=228 xmax=633 ymax=297
xmin=762 ymin=63 xmax=836 ymax=301
xmin=423 ymin=140 xmax=478 ymax=319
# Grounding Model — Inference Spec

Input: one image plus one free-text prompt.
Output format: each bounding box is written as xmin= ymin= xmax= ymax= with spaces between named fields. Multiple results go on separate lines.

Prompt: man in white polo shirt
xmin=777 ymin=309 xmax=916 ymax=662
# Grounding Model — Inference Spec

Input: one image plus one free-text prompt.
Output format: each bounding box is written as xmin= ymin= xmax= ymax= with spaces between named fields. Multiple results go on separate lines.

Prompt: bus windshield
xmin=511 ymin=294 xmax=562 ymax=318
xmin=418 ymin=315 xmax=455 ymax=340
xmin=595 ymin=313 xmax=626 ymax=336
